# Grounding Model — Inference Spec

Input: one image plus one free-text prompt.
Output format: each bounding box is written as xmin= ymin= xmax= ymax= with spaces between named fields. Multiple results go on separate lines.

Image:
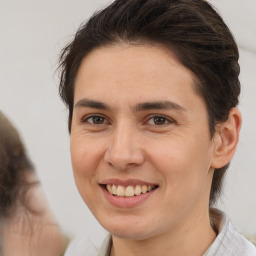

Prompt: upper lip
xmin=100 ymin=178 xmax=158 ymax=187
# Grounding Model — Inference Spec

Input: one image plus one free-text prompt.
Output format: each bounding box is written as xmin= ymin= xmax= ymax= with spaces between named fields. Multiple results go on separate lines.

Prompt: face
xmin=71 ymin=44 xmax=216 ymax=240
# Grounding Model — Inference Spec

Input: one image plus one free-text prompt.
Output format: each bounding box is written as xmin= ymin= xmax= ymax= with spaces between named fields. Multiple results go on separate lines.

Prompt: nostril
xmin=125 ymin=162 xmax=138 ymax=168
xmin=104 ymin=150 xmax=144 ymax=170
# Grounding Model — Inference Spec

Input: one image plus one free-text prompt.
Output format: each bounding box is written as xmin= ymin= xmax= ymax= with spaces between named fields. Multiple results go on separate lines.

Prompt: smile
xmin=105 ymin=184 xmax=158 ymax=197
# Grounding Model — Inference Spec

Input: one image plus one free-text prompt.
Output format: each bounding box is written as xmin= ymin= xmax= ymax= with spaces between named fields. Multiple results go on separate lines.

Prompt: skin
xmin=0 ymin=172 xmax=65 ymax=256
xmin=0 ymin=112 xmax=66 ymax=255
xmin=70 ymin=44 xmax=241 ymax=256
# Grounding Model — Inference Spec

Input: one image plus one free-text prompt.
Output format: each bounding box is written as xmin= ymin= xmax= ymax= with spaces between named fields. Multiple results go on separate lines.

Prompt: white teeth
xmin=141 ymin=185 xmax=148 ymax=194
xmin=106 ymin=184 xmax=112 ymax=194
xmin=134 ymin=185 xmax=142 ymax=195
xmin=125 ymin=186 xmax=135 ymax=197
xmin=117 ymin=185 xmax=125 ymax=196
xmin=112 ymin=185 xmax=117 ymax=195
xmin=106 ymin=184 xmax=157 ymax=197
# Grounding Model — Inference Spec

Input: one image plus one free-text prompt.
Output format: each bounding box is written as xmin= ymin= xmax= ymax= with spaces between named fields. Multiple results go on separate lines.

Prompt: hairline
xmin=69 ymin=40 xmax=213 ymax=135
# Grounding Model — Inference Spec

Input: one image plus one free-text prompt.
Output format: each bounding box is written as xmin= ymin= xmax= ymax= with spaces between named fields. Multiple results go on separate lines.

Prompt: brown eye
xmin=153 ymin=116 xmax=167 ymax=125
xmin=87 ymin=116 xmax=106 ymax=124
xmin=147 ymin=115 xmax=173 ymax=126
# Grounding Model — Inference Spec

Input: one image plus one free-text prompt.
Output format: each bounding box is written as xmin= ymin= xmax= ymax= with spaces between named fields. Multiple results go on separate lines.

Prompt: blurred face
xmin=70 ymin=44 xmax=216 ymax=240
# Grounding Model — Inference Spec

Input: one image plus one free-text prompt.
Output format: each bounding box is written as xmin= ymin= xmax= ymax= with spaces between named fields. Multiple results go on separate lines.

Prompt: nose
xmin=104 ymin=123 xmax=145 ymax=170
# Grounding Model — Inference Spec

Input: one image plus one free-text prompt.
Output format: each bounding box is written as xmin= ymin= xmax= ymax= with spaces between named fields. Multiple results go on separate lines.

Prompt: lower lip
xmin=101 ymin=186 xmax=157 ymax=208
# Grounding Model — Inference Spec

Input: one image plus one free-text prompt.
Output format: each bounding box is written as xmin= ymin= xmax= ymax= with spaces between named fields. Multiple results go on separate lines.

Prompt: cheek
xmin=146 ymin=136 xmax=212 ymax=191
xmin=70 ymin=138 xmax=103 ymax=208
xmin=70 ymin=137 xmax=100 ymax=182
xmin=148 ymin=140 xmax=212 ymax=220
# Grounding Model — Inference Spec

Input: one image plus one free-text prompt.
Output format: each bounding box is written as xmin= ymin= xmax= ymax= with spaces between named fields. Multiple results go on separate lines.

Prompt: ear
xmin=211 ymin=108 xmax=242 ymax=169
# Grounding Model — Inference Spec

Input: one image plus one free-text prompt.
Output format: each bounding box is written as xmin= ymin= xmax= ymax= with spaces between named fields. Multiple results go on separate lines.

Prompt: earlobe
xmin=211 ymin=108 xmax=242 ymax=169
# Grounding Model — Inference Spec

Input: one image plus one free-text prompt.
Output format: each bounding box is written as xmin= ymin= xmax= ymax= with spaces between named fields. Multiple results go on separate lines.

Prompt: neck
xmin=111 ymin=210 xmax=216 ymax=256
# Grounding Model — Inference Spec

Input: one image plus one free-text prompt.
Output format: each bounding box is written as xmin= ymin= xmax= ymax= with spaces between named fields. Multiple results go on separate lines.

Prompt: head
xmin=0 ymin=112 xmax=35 ymax=218
xmin=59 ymin=0 xmax=240 ymax=206
xmin=0 ymin=112 xmax=65 ymax=256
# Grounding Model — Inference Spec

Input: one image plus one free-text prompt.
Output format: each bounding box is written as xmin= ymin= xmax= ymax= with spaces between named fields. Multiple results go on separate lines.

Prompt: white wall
xmin=0 ymin=0 xmax=255 ymax=237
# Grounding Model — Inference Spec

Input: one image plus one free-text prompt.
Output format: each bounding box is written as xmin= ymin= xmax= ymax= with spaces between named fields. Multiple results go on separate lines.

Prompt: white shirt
xmin=202 ymin=208 xmax=256 ymax=255
xmin=65 ymin=209 xmax=256 ymax=256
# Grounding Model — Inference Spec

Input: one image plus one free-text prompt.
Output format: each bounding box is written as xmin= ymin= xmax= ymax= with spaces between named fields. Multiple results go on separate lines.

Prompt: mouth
xmin=103 ymin=184 xmax=159 ymax=197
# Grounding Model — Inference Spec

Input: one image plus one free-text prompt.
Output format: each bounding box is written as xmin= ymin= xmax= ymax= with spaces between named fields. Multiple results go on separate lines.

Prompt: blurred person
xmin=0 ymin=111 xmax=66 ymax=256
xmin=58 ymin=0 xmax=256 ymax=255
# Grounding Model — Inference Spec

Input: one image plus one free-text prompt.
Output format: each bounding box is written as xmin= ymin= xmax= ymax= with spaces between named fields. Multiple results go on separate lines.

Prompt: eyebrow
xmin=133 ymin=101 xmax=186 ymax=112
xmin=74 ymin=98 xmax=109 ymax=110
xmin=74 ymin=98 xmax=186 ymax=112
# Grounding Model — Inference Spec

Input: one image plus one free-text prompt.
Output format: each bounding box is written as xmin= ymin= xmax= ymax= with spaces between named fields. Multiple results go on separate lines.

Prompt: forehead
xmin=73 ymin=44 xmax=204 ymax=112
xmin=76 ymin=44 xmax=194 ymax=87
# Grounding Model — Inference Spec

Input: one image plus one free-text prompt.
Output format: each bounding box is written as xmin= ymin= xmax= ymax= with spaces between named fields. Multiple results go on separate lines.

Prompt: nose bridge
xmin=104 ymin=120 xmax=144 ymax=169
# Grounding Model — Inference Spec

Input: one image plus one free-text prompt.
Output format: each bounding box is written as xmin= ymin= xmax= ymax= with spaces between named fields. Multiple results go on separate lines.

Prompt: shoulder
xmin=207 ymin=208 xmax=256 ymax=256
xmin=241 ymin=233 xmax=256 ymax=247
xmin=230 ymin=230 xmax=256 ymax=256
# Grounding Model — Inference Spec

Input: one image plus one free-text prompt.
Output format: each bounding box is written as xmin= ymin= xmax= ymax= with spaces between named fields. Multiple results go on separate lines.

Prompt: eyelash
xmin=146 ymin=114 xmax=175 ymax=126
xmin=81 ymin=114 xmax=109 ymax=125
xmin=81 ymin=114 xmax=174 ymax=127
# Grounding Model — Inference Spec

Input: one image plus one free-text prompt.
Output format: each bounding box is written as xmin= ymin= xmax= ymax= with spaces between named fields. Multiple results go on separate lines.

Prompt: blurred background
xmin=0 ymin=0 xmax=255 ymax=238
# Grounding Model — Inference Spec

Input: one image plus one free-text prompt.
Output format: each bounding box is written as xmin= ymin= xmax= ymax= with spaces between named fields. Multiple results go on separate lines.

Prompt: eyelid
xmin=80 ymin=113 xmax=175 ymax=126
xmin=145 ymin=114 xmax=175 ymax=126
xmin=81 ymin=114 xmax=109 ymax=124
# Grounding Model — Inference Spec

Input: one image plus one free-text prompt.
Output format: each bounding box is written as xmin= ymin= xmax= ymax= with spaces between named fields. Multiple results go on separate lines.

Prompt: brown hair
xmin=0 ymin=112 xmax=37 ymax=218
xmin=58 ymin=0 xmax=240 ymax=205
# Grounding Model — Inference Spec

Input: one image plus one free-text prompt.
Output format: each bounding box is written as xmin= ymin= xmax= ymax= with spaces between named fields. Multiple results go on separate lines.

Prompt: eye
xmin=83 ymin=115 xmax=107 ymax=125
xmin=147 ymin=115 xmax=173 ymax=126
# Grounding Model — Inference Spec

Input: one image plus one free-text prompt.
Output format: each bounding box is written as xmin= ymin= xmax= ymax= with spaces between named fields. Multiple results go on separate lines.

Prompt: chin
xmin=109 ymin=229 xmax=153 ymax=241
xmin=99 ymin=217 xmax=156 ymax=240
